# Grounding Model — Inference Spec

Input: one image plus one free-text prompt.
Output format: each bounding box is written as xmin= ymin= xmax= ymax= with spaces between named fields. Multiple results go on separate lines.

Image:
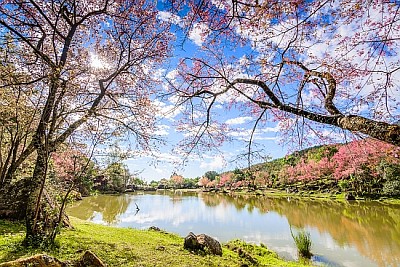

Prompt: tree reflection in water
xmin=67 ymin=194 xmax=132 ymax=224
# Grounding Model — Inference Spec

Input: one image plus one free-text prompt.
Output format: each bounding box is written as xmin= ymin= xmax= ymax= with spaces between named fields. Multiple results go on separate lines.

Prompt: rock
xmin=184 ymin=232 xmax=222 ymax=256
xmin=75 ymin=250 xmax=105 ymax=267
xmin=155 ymin=245 xmax=166 ymax=251
xmin=345 ymin=193 xmax=356 ymax=201
xmin=0 ymin=254 xmax=66 ymax=267
xmin=0 ymin=251 xmax=105 ymax=267
xmin=184 ymin=232 xmax=200 ymax=250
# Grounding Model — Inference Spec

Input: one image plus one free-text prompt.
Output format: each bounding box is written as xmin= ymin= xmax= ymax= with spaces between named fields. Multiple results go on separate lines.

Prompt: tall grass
xmin=290 ymin=227 xmax=312 ymax=259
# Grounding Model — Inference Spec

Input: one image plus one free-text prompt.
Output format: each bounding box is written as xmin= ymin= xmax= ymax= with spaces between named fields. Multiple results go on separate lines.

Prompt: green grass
xmin=0 ymin=218 xmax=311 ymax=267
xmin=291 ymin=230 xmax=312 ymax=259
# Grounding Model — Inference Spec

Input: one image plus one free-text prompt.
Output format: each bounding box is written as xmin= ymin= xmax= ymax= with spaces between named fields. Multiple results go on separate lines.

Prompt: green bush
xmin=383 ymin=180 xmax=400 ymax=196
xmin=381 ymin=162 xmax=400 ymax=196
xmin=338 ymin=179 xmax=349 ymax=191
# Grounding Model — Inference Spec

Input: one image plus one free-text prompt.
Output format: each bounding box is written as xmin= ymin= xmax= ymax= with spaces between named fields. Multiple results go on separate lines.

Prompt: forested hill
xmin=219 ymin=139 xmax=400 ymax=197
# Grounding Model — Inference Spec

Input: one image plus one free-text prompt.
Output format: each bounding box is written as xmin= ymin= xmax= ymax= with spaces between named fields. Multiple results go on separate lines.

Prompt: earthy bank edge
xmin=164 ymin=188 xmax=400 ymax=205
xmin=0 ymin=217 xmax=310 ymax=267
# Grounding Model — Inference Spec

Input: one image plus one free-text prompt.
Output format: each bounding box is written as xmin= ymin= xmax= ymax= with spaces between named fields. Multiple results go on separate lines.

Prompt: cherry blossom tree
xmin=274 ymin=139 xmax=400 ymax=195
xmin=167 ymin=0 xmax=400 ymax=154
xmin=170 ymin=173 xmax=184 ymax=187
xmin=218 ymin=172 xmax=232 ymax=187
xmin=0 ymin=0 xmax=172 ymax=244
xmin=198 ymin=176 xmax=210 ymax=188
xmin=0 ymin=37 xmax=39 ymax=186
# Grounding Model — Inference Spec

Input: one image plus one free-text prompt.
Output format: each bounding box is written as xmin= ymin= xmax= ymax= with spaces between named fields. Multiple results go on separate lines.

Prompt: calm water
xmin=67 ymin=192 xmax=400 ymax=267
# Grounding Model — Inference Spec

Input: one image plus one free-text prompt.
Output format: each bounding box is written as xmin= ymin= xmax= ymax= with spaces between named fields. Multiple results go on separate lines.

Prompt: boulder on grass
xmin=0 ymin=250 xmax=105 ymax=267
xmin=184 ymin=232 xmax=222 ymax=256
xmin=0 ymin=254 xmax=66 ymax=267
xmin=75 ymin=250 xmax=105 ymax=267
xmin=345 ymin=193 xmax=356 ymax=201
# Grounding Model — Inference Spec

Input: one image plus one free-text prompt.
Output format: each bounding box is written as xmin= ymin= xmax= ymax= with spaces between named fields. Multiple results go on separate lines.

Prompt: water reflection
xmin=67 ymin=192 xmax=400 ymax=267
xmin=67 ymin=194 xmax=132 ymax=224
xmin=221 ymin=195 xmax=400 ymax=267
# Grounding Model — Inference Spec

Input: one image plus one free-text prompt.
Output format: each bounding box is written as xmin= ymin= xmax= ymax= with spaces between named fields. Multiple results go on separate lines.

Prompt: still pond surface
xmin=67 ymin=191 xmax=400 ymax=267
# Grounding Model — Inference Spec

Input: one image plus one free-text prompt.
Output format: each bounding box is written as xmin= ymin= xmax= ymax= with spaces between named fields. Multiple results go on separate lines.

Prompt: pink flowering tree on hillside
xmin=280 ymin=139 xmax=400 ymax=195
xmin=218 ymin=173 xmax=233 ymax=188
xmin=330 ymin=139 xmax=399 ymax=180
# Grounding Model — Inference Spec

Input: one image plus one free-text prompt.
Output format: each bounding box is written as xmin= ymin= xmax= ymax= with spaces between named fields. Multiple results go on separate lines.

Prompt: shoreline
xmin=131 ymin=187 xmax=400 ymax=205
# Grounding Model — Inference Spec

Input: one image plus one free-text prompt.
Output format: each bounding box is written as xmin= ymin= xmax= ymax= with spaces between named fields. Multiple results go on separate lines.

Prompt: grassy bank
xmin=0 ymin=218 xmax=310 ymax=267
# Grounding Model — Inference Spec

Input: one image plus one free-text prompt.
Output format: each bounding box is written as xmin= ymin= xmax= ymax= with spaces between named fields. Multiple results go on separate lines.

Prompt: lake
xmin=66 ymin=191 xmax=400 ymax=267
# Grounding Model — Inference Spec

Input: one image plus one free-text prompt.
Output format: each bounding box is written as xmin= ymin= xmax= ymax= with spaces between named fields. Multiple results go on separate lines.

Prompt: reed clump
xmin=291 ymin=228 xmax=312 ymax=259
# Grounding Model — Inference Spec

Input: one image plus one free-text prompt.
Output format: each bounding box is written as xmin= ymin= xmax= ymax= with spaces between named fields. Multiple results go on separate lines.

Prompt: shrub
xmin=383 ymin=180 xmax=400 ymax=196
xmin=381 ymin=162 xmax=400 ymax=196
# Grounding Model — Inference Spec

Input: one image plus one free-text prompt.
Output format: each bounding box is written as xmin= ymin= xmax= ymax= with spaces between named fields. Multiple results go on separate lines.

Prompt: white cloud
xmin=152 ymin=68 xmax=166 ymax=81
xmin=154 ymin=124 xmax=170 ymax=136
xmin=166 ymin=69 xmax=179 ymax=80
xmin=261 ymin=125 xmax=280 ymax=133
xmin=200 ymin=155 xmax=226 ymax=170
xmin=225 ymin=116 xmax=253 ymax=125
xmin=227 ymin=128 xmax=278 ymax=141
xmin=153 ymin=99 xmax=182 ymax=120
xmin=188 ymin=22 xmax=210 ymax=46
xmin=157 ymin=11 xmax=182 ymax=25
xmin=165 ymin=69 xmax=180 ymax=87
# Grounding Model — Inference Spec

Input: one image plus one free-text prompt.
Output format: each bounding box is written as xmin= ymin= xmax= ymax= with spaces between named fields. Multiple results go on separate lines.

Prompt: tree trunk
xmin=24 ymin=147 xmax=49 ymax=244
xmin=336 ymin=116 xmax=400 ymax=146
xmin=229 ymin=78 xmax=400 ymax=147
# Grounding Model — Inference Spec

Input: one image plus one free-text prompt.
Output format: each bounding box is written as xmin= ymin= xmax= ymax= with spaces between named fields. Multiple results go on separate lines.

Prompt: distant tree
xmin=204 ymin=170 xmax=218 ymax=181
xmin=380 ymin=162 xmax=400 ymax=196
xmin=170 ymin=173 xmax=184 ymax=188
xmin=233 ymin=168 xmax=246 ymax=182
xmin=183 ymin=177 xmax=198 ymax=188
xmin=218 ymin=173 xmax=232 ymax=187
xmin=159 ymin=178 xmax=169 ymax=189
xmin=198 ymin=177 xmax=210 ymax=188
xmin=206 ymin=180 xmax=217 ymax=188
xmin=105 ymin=162 xmax=129 ymax=192
xmin=131 ymin=177 xmax=145 ymax=186
xmin=149 ymin=180 xmax=159 ymax=188
xmin=51 ymin=148 xmax=97 ymax=196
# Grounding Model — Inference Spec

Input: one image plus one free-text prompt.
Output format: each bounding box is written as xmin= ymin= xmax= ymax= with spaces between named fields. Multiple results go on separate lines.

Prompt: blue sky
xmin=118 ymin=11 xmax=287 ymax=181
xmin=124 ymin=59 xmax=287 ymax=180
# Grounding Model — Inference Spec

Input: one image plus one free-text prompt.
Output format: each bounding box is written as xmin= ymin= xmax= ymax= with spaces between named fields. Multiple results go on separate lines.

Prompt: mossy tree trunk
xmin=23 ymin=120 xmax=54 ymax=244
xmin=24 ymin=147 xmax=50 ymax=244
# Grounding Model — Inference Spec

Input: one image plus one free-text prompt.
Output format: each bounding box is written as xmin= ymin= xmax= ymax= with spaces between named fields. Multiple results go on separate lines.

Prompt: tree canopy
xmin=167 ymin=0 xmax=400 ymax=153
xmin=0 ymin=0 xmax=172 ymax=244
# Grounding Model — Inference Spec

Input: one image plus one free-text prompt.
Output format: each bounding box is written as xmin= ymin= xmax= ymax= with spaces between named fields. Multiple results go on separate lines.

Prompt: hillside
xmin=218 ymin=139 xmax=400 ymax=198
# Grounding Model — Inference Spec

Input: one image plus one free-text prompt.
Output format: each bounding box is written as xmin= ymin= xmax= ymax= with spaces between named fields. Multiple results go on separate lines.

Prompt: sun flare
xmin=90 ymin=53 xmax=106 ymax=69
